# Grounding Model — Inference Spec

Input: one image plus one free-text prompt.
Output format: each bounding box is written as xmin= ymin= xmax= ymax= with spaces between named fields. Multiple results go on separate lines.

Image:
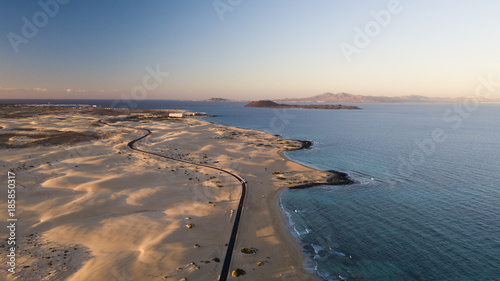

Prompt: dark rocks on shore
xmin=299 ymin=140 xmax=313 ymax=149
xmin=284 ymin=140 xmax=313 ymax=151
xmin=325 ymin=170 xmax=356 ymax=185
xmin=283 ymin=138 xmax=355 ymax=188
xmin=289 ymin=170 xmax=356 ymax=189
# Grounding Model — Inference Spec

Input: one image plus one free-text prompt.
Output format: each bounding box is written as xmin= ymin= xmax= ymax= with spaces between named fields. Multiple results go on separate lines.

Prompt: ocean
xmin=5 ymin=99 xmax=500 ymax=281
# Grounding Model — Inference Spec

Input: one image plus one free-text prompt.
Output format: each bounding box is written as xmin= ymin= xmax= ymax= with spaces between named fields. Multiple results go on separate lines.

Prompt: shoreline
xmin=197 ymin=119 xmax=327 ymax=280
xmin=200 ymin=122 xmax=353 ymax=281
xmin=201 ymin=116 xmax=339 ymax=280
xmin=277 ymin=192 xmax=320 ymax=279
xmin=0 ymin=106 xmax=336 ymax=280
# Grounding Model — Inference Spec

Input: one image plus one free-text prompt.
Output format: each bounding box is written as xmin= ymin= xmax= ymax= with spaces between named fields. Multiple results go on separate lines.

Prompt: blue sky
xmin=1 ymin=0 xmax=499 ymax=100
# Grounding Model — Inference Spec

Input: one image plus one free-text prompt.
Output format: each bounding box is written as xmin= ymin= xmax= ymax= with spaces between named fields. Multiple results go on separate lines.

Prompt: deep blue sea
xmin=4 ymin=99 xmax=500 ymax=281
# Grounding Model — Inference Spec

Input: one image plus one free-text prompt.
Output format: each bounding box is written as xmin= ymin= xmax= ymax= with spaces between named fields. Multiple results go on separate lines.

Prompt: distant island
xmin=206 ymin=97 xmax=231 ymax=102
xmin=245 ymin=100 xmax=360 ymax=110
xmin=192 ymin=93 xmax=500 ymax=103
xmin=205 ymin=97 xmax=248 ymax=102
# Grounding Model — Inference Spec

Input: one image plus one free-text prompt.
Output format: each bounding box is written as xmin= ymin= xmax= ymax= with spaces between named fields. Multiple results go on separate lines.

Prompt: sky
xmin=1 ymin=0 xmax=499 ymax=100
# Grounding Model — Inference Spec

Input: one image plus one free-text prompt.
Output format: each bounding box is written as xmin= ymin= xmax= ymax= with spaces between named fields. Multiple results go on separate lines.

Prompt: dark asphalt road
xmin=102 ymin=121 xmax=246 ymax=281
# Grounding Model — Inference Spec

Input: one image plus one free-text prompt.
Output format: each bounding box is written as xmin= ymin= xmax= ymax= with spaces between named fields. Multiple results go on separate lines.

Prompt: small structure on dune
xmin=169 ymin=112 xmax=185 ymax=118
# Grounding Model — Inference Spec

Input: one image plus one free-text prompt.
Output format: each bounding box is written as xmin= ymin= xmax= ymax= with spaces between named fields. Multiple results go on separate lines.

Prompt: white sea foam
xmin=312 ymin=244 xmax=324 ymax=253
xmin=293 ymin=226 xmax=307 ymax=236
xmin=333 ymin=251 xmax=346 ymax=257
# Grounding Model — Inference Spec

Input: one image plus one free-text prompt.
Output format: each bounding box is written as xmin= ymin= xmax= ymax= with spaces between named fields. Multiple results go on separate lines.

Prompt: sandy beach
xmin=0 ymin=106 xmax=327 ymax=280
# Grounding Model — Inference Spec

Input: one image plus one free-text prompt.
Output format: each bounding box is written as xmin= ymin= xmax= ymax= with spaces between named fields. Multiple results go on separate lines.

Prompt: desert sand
xmin=0 ymin=106 xmax=326 ymax=280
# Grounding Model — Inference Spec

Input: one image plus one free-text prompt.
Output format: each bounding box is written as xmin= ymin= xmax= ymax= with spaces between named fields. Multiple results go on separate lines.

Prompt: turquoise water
xmin=204 ymin=102 xmax=500 ymax=281
xmin=7 ymin=100 xmax=500 ymax=280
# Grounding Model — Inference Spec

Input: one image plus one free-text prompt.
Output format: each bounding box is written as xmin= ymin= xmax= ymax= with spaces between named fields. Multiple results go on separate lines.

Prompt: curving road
xmin=101 ymin=120 xmax=246 ymax=281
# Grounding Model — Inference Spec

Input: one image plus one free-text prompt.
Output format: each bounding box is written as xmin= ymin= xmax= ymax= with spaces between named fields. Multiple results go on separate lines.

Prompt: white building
xmin=169 ymin=112 xmax=185 ymax=118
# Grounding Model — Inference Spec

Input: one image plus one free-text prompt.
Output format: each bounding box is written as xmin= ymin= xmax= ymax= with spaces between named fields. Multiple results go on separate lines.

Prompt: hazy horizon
xmin=0 ymin=91 xmax=496 ymax=102
xmin=1 ymin=1 xmax=499 ymax=100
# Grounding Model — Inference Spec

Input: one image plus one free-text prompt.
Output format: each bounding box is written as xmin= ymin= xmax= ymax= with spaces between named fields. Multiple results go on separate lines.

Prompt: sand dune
xmin=0 ymin=108 xmax=324 ymax=280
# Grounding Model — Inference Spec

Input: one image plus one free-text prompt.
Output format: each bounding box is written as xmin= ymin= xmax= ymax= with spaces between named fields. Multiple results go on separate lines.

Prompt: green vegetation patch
xmin=240 ymin=247 xmax=255 ymax=254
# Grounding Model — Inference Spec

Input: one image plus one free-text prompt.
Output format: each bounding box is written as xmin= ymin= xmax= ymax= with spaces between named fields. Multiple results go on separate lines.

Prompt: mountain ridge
xmin=274 ymin=92 xmax=498 ymax=103
xmin=192 ymin=93 xmax=499 ymax=103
